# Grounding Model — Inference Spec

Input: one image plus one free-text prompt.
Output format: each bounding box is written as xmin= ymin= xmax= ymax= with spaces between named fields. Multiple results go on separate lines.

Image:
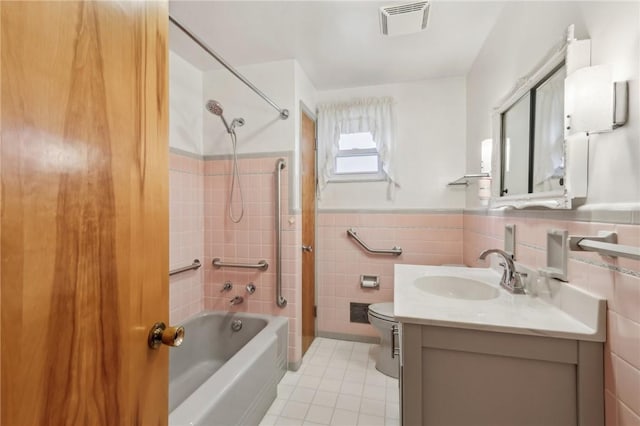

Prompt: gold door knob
xmin=148 ymin=322 xmax=185 ymax=349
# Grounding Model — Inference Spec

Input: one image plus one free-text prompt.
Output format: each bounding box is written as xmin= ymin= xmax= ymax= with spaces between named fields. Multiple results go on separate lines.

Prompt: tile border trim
xmin=464 ymin=207 xmax=640 ymax=225
xmin=203 ymin=150 xmax=294 ymax=161
xmin=169 ymin=146 xmax=203 ymax=159
xmin=318 ymin=208 xmax=464 ymax=215
xmin=169 ymin=147 xmax=296 ymax=162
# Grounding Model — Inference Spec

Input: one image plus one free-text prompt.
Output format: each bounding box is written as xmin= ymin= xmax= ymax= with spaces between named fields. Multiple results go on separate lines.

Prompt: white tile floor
xmin=259 ymin=338 xmax=400 ymax=426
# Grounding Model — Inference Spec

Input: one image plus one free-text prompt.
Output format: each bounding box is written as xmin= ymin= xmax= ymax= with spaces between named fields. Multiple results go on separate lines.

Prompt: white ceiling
xmin=169 ymin=1 xmax=505 ymax=90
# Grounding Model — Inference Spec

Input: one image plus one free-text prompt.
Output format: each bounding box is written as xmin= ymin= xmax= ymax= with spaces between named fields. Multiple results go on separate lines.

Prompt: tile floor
xmin=259 ymin=338 xmax=400 ymax=426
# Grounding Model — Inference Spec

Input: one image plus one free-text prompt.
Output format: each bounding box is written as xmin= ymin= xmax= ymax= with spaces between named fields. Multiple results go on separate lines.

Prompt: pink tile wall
xmin=463 ymin=213 xmax=640 ymax=426
xmin=203 ymin=156 xmax=302 ymax=364
xmin=169 ymin=152 xmax=205 ymax=324
xmin=317 ymin=213 xmax=464 ymax=337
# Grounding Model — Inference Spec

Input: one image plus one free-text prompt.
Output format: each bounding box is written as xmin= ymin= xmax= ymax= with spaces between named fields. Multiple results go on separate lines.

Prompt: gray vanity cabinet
xmin=401 ymin=323 xmax=603 ymax=426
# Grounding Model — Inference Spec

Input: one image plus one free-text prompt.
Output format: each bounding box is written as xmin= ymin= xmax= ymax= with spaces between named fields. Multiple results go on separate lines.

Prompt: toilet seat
xmin=368 ymin=302 xmax=395 ymax=322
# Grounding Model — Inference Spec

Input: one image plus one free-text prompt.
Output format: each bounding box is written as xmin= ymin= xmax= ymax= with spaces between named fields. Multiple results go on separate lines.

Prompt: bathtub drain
xmin=231 ymin=320 xmax=243 ymax=332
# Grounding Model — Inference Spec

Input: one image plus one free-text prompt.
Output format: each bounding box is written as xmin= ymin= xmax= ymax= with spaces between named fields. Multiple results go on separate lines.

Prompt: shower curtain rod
xmin=169 ymin=15 xmax=289 ymax=120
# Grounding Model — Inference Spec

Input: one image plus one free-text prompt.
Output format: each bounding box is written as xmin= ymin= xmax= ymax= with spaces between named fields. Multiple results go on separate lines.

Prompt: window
xmin=317 ymin=97 xmax=398 ymax=197
xmin=332 ymin=132 xmax=384 ymax=180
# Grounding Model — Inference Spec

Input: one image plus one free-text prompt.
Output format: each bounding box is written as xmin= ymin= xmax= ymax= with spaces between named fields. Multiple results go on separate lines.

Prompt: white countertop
xmin=394 ymin=265 xmax=606 ymax=342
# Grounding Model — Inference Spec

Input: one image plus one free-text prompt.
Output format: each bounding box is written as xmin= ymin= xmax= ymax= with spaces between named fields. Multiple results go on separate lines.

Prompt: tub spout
xmin=230 ymin=296 xmax=244 ymax=306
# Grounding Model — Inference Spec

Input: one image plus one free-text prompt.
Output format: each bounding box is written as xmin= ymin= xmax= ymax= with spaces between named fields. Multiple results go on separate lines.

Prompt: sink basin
xmin=413 ymin=276 xmax=499 ymax=300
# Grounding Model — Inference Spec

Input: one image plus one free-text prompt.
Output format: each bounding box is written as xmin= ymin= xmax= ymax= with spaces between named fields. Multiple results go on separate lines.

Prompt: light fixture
xmin=565 ymin=64 xmax=629 ymax=135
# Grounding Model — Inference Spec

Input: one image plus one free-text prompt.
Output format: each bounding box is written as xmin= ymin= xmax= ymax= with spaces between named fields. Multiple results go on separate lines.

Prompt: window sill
xmin=328 ymin=174 xmax=387 ymax=184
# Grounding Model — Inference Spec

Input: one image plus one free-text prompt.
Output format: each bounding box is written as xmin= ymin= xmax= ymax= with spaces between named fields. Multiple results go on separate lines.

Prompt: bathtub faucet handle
xmin=221 ymin=281 xmax=233 ymax=292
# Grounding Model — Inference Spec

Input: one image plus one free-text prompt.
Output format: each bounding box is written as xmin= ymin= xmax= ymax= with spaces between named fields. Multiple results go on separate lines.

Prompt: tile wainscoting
xmin=169 ymin=149 xmax=303 ymax=365
xmin=203 ymin=154 xmax=302 ymax=365
xmin=169 ymin=152 xmax=205 ymax=323
xmin=316 ymin=211 xmax=464 ymax=338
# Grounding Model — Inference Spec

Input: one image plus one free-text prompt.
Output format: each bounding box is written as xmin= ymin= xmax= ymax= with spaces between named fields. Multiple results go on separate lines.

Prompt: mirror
xmin=499 ymin=64 xmax=566 ymax=197
xmin=491 ymin=32 xmax=591 ymax=209
xmin=532 ymin=65 xmax=565 ymax=193
xmin=500 ymin=92 xmax=530 ymax=197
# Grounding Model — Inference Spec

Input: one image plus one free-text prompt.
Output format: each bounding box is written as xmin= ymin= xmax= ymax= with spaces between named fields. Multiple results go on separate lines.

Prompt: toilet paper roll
xmin=360 ymin=275 xmax=380 ymax=289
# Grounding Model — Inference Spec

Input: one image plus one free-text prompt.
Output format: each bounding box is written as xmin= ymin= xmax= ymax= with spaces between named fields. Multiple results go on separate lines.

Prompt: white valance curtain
xmin=317 ymin=97 xmax=398 ymax=199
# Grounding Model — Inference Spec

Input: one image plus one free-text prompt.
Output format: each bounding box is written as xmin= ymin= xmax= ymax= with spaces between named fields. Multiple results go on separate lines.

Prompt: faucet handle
xmin=221 ymin=281 xmax=233 ymax=292
xmin=510 ymin=271 xmax=528 ymax=294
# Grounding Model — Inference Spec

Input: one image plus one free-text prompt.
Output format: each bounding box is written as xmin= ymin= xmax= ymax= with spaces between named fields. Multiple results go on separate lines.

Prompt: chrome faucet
xmin=478 ymin=249 xmax=526 ymax=294
xmin=220 ymin=281 xmax=233 ymax=292
xmin=230 ymin=296 xmax=244 ymax=305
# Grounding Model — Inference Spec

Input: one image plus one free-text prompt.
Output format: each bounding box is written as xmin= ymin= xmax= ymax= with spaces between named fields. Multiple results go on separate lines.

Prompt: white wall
xmin=316 ymin=77 xmax=467 ymax=210
xmin=466 ymin=1 xmax=640 ymax=209
xmin=202 ymin=60 xmax=296 ymax=157
xmin=169 ymin=51 xmax=204 ymax=155
xmin=202 ymin=59 xmax=318 ymax=210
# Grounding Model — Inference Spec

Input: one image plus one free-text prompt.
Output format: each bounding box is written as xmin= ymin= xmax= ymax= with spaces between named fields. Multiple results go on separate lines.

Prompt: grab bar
xmin=169 ymin=259 xmax=202 ymax=276
xmin=275 ymin=158 xmax=287 ymax=308
xmin=211 ymin=258 xmax=269 ymax=271
xmin=569 ymin=232 xmax=640 ymax=260
xmin=347 ymin=228 xmax=403 ymax=256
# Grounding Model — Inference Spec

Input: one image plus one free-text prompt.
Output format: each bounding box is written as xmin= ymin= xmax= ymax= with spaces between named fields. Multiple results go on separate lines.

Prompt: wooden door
xmin=301 ymin=109 xmax=317 ymax=355
xmin=1 ymin=2 xmax=169 ymax=425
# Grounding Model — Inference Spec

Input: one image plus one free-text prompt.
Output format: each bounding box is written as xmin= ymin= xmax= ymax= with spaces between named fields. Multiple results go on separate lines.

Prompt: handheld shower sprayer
xmin=205 ymin=100 xmax=246 ymax=223
xmin=205 ymin=100 xmax=245 ymax=134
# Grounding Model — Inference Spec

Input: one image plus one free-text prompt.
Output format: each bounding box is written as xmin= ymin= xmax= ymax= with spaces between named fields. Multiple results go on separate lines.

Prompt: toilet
xmin=367 ymin=302 xmax=399 ymax=378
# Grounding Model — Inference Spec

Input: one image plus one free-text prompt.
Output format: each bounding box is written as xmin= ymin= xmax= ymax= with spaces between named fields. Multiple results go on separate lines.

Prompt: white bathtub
xmin=169 ymin=311 xmax=288 ymax=426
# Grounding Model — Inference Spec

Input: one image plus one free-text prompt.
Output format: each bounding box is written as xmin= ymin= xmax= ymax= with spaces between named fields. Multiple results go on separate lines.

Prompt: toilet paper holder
xmin=360 ymin=274 xmax=380 ymax=289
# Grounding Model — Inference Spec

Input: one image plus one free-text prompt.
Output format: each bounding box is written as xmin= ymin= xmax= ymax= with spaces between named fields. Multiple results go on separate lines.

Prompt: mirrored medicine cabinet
xmin=488 ymin=25 xmax=625 ymax=210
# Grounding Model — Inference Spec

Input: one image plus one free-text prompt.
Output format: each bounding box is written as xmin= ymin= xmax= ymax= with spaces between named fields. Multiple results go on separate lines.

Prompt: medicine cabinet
xmin=490 ymin=28 xmax=591 ymax=209
xmin=489 ymin=25 xmax=627 ymax=210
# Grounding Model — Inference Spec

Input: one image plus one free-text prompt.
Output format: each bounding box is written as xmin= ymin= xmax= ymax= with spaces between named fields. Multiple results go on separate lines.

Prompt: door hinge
xmin=313 ymin=305 xmax=317 ymax=317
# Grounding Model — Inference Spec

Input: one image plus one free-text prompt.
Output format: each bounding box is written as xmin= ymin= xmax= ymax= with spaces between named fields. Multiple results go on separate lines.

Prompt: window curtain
xmin=317 ymin=97 xmax=398 ymax=199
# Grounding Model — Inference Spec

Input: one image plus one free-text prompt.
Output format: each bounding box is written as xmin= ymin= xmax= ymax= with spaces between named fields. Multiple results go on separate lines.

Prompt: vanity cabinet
xmin=401 ymin=323 xmax=603 ymax=426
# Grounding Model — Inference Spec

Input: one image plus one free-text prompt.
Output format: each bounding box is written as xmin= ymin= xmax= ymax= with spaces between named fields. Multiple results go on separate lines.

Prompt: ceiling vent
xmin=379 ymin=2 xmax=430 ymax=36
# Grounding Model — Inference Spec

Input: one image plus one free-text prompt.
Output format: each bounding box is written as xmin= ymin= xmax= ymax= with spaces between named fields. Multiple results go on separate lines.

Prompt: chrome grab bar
xmin=211 ymin=258 xmax=268 ymax=271
xmin=347 ymin=228 xmax=403 ymax=256
xmin=169 ymin=259 xmax=201 ymax=276
xmin=569 ymin=231 xmax=640 ymax=260
xmin=275 ymin=158 xmax=287 ymax=308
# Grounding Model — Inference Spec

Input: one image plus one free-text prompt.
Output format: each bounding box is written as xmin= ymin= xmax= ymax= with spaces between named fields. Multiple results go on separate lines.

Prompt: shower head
xmin=206 ymin=100 xmax=224 ymax=116
xmin=206 ymin=99 xmax=232 ymax=133
xmin=206 ymin=100 xmax=245 ymax=134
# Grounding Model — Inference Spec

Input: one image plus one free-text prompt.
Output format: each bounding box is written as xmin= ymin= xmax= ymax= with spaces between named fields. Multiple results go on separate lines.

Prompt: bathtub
xmin=169 ymin=311 xmax=288 ymax=426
